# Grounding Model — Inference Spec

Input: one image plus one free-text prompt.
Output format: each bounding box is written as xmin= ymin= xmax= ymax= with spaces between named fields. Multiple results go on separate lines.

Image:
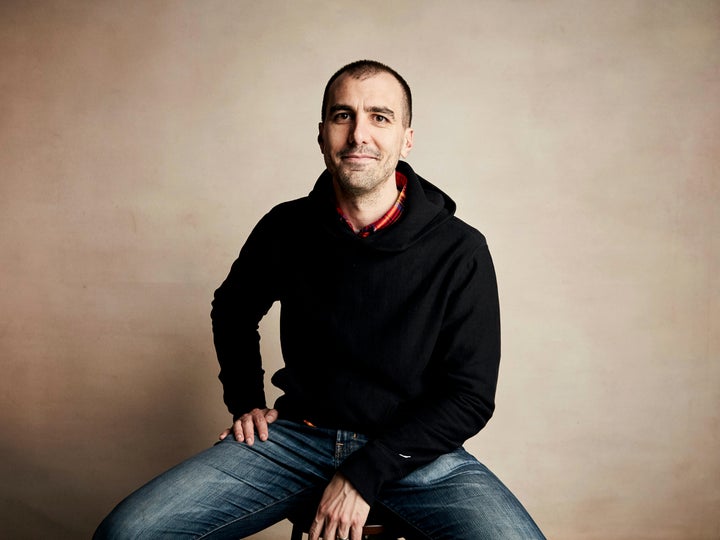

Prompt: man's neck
xmin=333 ymin=175 xmax=399 ymax=232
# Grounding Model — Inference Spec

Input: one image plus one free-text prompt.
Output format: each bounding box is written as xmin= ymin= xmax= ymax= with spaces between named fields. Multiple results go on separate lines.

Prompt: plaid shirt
xmin=337 ymin=172 xmax=408 ymax=238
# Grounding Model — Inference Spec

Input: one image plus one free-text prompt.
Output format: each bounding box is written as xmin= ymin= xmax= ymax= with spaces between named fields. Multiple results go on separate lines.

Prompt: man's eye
xmin=374 ymin=115 xmax=387 ymax=123
xmin=334 ymin=112 xmax=350 ymax=121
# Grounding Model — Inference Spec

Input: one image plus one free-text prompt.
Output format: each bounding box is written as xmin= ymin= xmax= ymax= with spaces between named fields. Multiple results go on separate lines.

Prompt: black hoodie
xmin=211 ymin=161 xmax=501 ymax=504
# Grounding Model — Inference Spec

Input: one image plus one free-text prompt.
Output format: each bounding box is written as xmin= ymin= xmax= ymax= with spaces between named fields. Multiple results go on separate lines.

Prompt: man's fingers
xmin=241 ymin=413 xmax=256 ymax=445
xmin=338 ymin=524 xmax=352 ymax=540
xmin=331 ymin=516 xmax=354 ymax=540
xmin=232 ymin=420 xmax=244 ymax=442
xmin=265 ymin=408 xmax=279 ymax=424
xmin=308 ymin=517 xmax=323 ymax=540
xmin=321 ymin=520 xmax=337 ymax=540
xmin=311 ymin=473 xmax=369 ymax=540
xmin=254 ymin=409 xmax=275 ymax=441
xmin=225 ymin=408 xmax=279 ymax=445
xmin=218 ymin=427 xmax=232 ymax=440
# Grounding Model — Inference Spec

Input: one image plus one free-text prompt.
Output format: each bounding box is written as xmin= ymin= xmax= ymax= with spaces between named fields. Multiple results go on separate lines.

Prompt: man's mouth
xmin=339 ymin=148 xmax=380 ymax=161
xmin=342 ymin=154 xmax=377 ymax=161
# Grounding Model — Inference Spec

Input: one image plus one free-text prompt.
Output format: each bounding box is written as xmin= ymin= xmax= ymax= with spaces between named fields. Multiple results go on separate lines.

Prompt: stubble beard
xmin=331 ymin=151 xmax=397 ymax=200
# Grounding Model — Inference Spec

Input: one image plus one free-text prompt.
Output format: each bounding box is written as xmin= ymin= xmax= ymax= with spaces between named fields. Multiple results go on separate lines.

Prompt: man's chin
xmin=337 ymin=164 xmax=374 ymax=181
xmin=339 ymin=160 xmax=376 ymax=174
xmin=335 ymin=172 xmax=374 ymax=191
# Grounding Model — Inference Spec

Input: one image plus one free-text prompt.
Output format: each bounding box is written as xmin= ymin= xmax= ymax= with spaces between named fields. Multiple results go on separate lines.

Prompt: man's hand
xmin=308 ymin=473 xmax=370 ymax=540
xmin=218 ymin=407 xmax=278 ymax=445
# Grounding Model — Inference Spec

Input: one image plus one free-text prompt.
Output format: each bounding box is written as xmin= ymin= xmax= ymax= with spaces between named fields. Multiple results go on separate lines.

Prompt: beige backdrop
xmin=1 ymin=1 xmax=718 ymax=539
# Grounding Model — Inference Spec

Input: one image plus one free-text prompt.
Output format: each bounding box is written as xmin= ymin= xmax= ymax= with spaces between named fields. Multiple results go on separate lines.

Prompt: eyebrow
xmin=328 ymin=104 xmax=396 ymax=120
xmin=368 ymin=106 xmax=396 ymax=120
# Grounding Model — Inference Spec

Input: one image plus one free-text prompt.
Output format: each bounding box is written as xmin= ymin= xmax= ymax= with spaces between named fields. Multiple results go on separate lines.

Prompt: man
xmin=95 ymin=60 xmax=544 ymax=539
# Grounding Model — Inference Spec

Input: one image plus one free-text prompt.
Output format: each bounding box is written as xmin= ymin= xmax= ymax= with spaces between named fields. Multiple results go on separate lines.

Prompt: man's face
xmin=318 ymin=71 xmax=414 ymax=197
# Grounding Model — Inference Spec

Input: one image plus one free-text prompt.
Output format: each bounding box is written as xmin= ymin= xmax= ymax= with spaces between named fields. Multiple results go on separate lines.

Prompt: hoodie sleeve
xmin=211 ymin=211 xmax=281 ymax=418
xmin=338 ymin=244 xmax=501 ymax=504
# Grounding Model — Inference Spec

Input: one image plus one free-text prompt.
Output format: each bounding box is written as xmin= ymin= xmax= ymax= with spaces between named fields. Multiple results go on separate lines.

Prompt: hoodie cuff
xmin=338 ymin=441 xmax=403 ymax=506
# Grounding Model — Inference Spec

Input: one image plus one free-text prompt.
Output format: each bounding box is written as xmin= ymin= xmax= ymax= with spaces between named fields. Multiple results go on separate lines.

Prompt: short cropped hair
xmin=321 ymin=60 xmax=413 ymax=128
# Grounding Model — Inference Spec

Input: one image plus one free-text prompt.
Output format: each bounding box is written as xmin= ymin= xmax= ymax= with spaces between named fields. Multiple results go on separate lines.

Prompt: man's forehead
xmin=327 ymin=71 xmax=405 ymax=106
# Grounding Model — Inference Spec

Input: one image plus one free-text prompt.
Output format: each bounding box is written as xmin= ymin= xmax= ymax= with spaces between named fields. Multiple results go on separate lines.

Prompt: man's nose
xmin=348 ymin=116 xmax=369 ymax=145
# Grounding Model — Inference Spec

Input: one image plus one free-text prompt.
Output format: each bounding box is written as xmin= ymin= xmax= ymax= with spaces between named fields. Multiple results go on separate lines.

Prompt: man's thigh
xmin=378 ymin=448 xmax=545 ymax=540
xmin=94 ymin=420 xmax=332 ymax=539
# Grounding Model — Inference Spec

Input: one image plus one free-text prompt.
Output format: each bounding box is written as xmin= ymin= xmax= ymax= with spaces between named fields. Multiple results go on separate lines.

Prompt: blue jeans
xmin=94 ymin=420 xmax=544 ymax=539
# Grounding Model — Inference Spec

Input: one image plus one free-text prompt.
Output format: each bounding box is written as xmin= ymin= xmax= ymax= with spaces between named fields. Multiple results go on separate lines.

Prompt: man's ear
xmin=317 ymin=122 xmax=325 ymax=154
xmin=400 ymin=128 xmax=414 ymax=158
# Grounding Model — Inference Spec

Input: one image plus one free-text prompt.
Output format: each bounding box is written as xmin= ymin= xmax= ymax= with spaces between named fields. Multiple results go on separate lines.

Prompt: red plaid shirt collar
xmin=336 ymin=172 xmax=408 ymax=238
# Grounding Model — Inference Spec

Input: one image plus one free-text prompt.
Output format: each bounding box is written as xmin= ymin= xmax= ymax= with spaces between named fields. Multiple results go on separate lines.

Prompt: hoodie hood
xmin=307 ymin=161 xmax=457 ymax=252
